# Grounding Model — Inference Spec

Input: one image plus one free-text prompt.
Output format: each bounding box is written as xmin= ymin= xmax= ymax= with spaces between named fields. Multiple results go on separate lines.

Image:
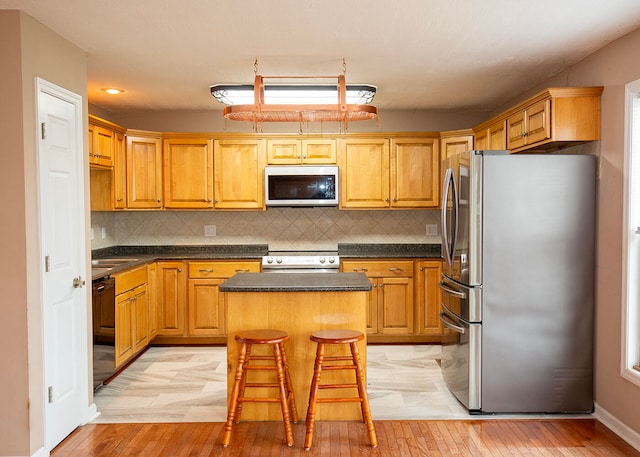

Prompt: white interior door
xmin=36 ymin=78 xmax=88 ymax=450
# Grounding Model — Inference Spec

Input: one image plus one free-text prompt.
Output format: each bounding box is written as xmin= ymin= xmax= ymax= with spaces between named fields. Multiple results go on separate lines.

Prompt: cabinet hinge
xmin=45 ymin=255 xmax=50 ymax=272
xmin=48 ymin=386 xmax=53 ymax=403
xmin=41 ymin=122 xmax=46 ymax=140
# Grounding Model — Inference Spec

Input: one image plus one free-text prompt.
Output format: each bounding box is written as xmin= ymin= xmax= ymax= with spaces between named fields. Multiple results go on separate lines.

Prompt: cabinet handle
xmin=385 ymin=198 xmax=389 ymax=202
xmin=207 ymin=199 xmax=212 ymax=203
xmin=199 ymin=269 xmax=214 ymax=273
xmin=419 ymin=267 xmax=424 ymax=271
xmin=392 ymin=197 xmax=397 ymax=202
xmin=353 ymin=268 xmax=368 ymax=272
xmin=373 ymin=284 xmax=377 ymax=288
xmin=388 ymin=267 xmax=404 ymax=271
xmin=235 ymin=269 xmax=250 ymax=272
xmin=177 ymin=268 xmax=182 ymax=272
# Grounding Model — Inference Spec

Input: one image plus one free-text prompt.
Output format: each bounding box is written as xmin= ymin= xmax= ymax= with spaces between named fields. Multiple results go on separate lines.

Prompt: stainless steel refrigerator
xmin=439 ymin=150 xmax=595 ymax=413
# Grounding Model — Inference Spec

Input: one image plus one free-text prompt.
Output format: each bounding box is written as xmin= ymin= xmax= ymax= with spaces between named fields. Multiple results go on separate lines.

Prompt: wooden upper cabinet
xmin=163 ymin=138 xmax=214 ymax=209
xmin=89 ymin=115 xmax=126 ymax=168
xmin=390 ymin=138 xmax=439 ymax=208
xmin=507 ymin=99 xmax=550 ymax=151
xmin=267 ymin=138 xmax=336 ymax=164
xmin=126 ymin=131 xmax=163 ymax=209
xmin=339 ymin=138 xmax=390 ymax=208
xmin=213 ymin=139 xmax=265 ymax=209
xmin=474 ymin=120 xmax=506 ymax=151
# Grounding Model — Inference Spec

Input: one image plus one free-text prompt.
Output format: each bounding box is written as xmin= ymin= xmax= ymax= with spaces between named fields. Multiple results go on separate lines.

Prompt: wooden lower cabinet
xmin=154 ymin=259 xmax=260 ymax=341
xmin=113 ymin=265 xmax=149 ymax=369
xmin=187 ymin=260 xmax=261 ymax=336
xmin=156 ymin=261 xmax=187 ymax=336
xmin=341 ymin=259 xmax=414 ymax=336
xmin=415 ymin=260 xmax=443 ymax=336
xmin=342 ymin=258 xmax=443 ymax=343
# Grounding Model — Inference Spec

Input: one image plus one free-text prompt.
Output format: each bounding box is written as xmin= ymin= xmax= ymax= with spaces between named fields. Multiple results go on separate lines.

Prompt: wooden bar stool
xmin=222 ymin=329 xmax=298 ymax=447
xmin=304 ymin=329 xmax=377 ymax=450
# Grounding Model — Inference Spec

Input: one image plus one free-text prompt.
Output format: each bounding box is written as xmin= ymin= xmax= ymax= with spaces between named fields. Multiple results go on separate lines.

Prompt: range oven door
xmin=439 ymin=303 xmax=481 ymax=412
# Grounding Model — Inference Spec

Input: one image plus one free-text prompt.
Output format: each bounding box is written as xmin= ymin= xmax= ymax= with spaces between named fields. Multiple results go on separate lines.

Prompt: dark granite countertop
xmin=90 ymin=243 xmax=442 ymax=280
xmin=338 ymin=243 xmax=441 ymax=259
xmin=220 ymin=272 xmax=372 ymax=292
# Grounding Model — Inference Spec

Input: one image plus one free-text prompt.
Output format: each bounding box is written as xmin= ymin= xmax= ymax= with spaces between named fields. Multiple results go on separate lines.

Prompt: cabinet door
xmin=488 ymin=120 xmax=507 ymax=150
xmin=302 ymin=139 xmax=336 ymax=164
xmin=91 ymin=125 xmax=115 ymax=167
xmin=132 ymin=285 xmax=149 ymax=352
xmin=126 ymin=135 xmax=163 ymax=208
xmin=187 ymin=278 xmax=226 ymax=335
xmin=267 ymin=139 xmax=300 ymax=164
xmin=524 ymin=99 xmax=551 ymax=145
xmin=339 ymin=138 xmax=390 ymax=208
xmin=214 ymin=139 xmax=265 ymax=209
xmin=378 ymin=276 xmax=413 ymax=335
xmin=474 ymin=129 xmax=488 ymax=150
xmin=391 ymin=138 xmax=439 ymax=208
xmin=415 ymin=260 xmax=443 ymax=335
xmin=115 ymin=290 xmax=133 ymax=368
xmin=157 ymin=261 xmax=186 ymax=336
xmin=113 ymin=132 xmax=127 ymax=209
xmin=163 ymin=138 xmax=214 ymax=208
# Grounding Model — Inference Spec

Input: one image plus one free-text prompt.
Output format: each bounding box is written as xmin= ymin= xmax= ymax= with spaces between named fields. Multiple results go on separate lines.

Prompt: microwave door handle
xmin=441 ymin=168 xmax=458 ymax=266
xmin=439 ymin=311 xmax=466 ymax=334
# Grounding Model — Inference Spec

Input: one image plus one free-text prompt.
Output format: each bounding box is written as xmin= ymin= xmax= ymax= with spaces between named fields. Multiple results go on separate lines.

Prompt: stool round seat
xmin=310 ymin=329 xmax=364 ymax=344
xmin=236 ymin=328 xmax=289 ymax=344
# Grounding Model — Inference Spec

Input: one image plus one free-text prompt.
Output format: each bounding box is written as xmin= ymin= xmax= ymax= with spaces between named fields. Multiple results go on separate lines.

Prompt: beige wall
xmin=0 ymin=10 xmax=88 ymax=456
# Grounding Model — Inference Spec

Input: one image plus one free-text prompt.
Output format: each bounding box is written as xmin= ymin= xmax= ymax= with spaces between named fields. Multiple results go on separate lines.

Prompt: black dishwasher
xmin=92 ymin=277 xmax=115 ymax=390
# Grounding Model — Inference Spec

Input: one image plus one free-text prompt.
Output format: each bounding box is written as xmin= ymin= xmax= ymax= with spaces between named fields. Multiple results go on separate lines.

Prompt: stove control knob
xmin=266 ymin=257 xmax=273 ymax=264
xmin=276 ymin=257 xmax=283 ymax=264
xmin=328 ymin=256 xmax=335 ymax=264
xmin=319 ymin=256 xmax=326 ymax=264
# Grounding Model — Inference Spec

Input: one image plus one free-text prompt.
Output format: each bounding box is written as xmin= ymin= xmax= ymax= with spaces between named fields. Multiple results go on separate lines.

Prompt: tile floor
xmin=92 ymin=345 xmax=469 ymax=423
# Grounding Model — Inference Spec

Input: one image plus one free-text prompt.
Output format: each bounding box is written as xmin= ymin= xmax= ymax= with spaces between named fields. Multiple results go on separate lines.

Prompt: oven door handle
xmin=439 ymin=311 xmax=466 ymax=334
xmin=439 ymin=281 xmax=466 ymax=299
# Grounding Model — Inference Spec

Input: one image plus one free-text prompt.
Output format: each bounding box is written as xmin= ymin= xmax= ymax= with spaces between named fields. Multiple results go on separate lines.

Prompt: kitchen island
xmin=220 ymin=272 xmax=371 ymax=421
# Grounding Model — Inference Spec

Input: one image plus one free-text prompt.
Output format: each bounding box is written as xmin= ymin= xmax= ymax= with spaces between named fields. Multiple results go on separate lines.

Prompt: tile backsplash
xmin=91 ymin=208 xmax=441 ymax=251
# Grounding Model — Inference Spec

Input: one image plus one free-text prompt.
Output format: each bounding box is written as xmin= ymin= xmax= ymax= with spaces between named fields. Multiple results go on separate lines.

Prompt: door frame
xmin=35 ymin=77 xmax=92 ymax=451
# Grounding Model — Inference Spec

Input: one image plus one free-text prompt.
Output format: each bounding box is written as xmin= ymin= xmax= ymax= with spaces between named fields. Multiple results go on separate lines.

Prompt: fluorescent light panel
xmin=210 ymin=84 xmax=376 ymax=105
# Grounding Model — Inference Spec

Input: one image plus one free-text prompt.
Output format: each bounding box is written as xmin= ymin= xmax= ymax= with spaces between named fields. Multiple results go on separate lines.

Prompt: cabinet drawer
xmin=341 ymin=260 xmax=414 ymax=277
xmin=188 ymin=261 xmax=261 ymax=278
xmin=114 ymin=265 xmax=148 ymax=295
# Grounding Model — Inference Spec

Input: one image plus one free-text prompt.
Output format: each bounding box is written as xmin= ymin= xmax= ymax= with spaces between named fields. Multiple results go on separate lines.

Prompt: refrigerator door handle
xmin=439 ymin=280 xmax=466 ymax=299
xmin=440 ymin=311 xmax=466 ymax=334
xmin=441 ymin=167 xmax=458 ymax=266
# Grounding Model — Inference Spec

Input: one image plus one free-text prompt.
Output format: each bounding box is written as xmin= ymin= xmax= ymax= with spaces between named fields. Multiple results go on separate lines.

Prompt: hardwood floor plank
xmin=50 ymin=420 xmax=640 ymax=457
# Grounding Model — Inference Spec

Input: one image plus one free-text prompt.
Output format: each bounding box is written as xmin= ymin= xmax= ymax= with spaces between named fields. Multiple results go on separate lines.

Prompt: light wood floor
xmin=51 ymin=419 xmax=639 ymax=456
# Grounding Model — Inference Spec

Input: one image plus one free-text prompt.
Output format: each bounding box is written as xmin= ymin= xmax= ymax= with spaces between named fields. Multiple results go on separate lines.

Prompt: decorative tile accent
xmin=91 ymin=208 xmax=441 ymax=250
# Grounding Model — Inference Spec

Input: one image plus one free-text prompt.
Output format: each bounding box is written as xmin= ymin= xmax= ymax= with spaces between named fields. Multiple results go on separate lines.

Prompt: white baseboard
xmin=84 ymin=402 xmax=100 ymax=424
xmin=30 ymin=446 xmax=49 ymax=457
xmin=593 ymin=401 xmax=640 ymax=451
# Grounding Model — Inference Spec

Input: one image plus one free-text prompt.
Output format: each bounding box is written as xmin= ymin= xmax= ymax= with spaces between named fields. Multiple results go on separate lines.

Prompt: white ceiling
xmin=3 ymin=0 xmax=640 ymax=114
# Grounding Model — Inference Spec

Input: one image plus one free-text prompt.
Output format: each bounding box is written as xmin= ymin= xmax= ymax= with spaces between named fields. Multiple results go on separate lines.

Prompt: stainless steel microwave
xmin=265 ymin=165 xmax=339 ymax=206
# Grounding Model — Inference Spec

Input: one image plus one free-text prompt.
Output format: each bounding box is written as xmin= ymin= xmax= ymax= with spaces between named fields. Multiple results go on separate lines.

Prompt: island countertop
xmin=219 ymin=272 xmax=372 ymax=292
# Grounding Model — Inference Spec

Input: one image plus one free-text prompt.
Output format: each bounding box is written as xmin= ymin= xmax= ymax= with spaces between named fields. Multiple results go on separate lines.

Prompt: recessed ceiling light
xmin=101 ymin=88 xmax=124 ymax=95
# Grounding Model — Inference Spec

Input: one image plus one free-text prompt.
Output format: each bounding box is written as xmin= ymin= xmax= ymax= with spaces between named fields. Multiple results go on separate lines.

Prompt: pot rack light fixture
xmin=210 ymin=59 xmax=377 ymax=131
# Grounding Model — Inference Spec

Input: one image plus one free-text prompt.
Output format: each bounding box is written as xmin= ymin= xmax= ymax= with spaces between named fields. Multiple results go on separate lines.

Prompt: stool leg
xmin=233 ymin=343 xmax=251 ymax=423
xmin=273 ymin=342 xmax=294 ymax=447
xmin=351 ymin=342 xmax=378 ymax=448
xmin=304 ymin=342 xmax=325 ymax=450
xmin=222 ymin=342 xmax=248 ymax=447
xmin=279 ymin=342 xmax=299 ymax=423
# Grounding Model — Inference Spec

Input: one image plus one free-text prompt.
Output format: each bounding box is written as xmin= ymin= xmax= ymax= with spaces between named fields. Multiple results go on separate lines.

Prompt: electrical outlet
xmin=101 ymin=227 xmax=106 ymax=239
xmin=204 ymin=224 xmax=217 ymax=236
xmin=426 ymin=224 xmax=438 ymax=236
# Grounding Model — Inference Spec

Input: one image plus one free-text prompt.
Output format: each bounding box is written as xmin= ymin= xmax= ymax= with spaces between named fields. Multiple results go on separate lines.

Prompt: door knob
xmin=73 ymin=276 xmax=86 ymax=288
